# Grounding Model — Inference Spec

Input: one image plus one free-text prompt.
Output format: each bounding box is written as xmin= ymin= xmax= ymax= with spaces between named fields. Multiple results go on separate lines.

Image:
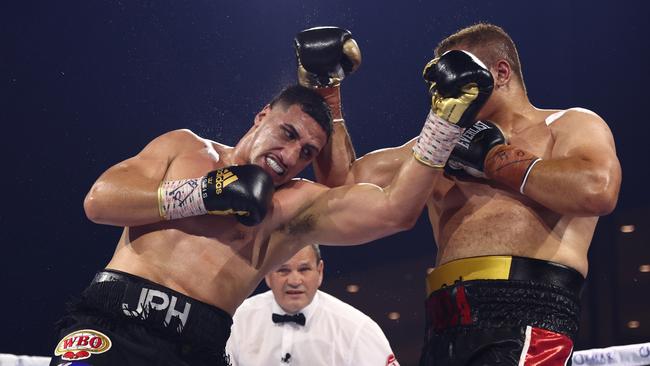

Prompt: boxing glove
xmin=413 ymin=50 xmax=494 ymax=168
xmin=445 ymin=120 xmax=506 ymax=178
xmin=423 ymin=50 xmax=494 ymax=128
xmin=159 ymin=165 xmax=274 ymax=226
xmin=445 ymin=120 xmax=542 ymax=194
xmin=294 ymin=26 xmax=361 ymax=88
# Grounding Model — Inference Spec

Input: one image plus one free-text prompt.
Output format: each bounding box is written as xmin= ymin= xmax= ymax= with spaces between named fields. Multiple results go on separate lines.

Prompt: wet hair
xmin=269 ymin=85 xmax=333 ymax=140
xmin=435 ymin=23 xmax=525 ymax=90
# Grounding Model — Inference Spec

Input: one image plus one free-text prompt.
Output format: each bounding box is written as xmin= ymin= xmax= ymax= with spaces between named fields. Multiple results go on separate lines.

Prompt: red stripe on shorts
xmin=520 ymin=326 xmax=573 ymax=366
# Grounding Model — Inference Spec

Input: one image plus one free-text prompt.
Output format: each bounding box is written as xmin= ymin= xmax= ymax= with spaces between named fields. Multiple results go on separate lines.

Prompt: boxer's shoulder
xmin=542 ymin=107 xmax=605 ymax=129
xmin=143 ymin=129 xmax=218 ymax=164
xmin=543 ymin=108 xmax=613 ymax=153
xmin=159 ymin=128 xmax=204 ymax=145
xmin=155 ymin=129 xmax=231 ymax=154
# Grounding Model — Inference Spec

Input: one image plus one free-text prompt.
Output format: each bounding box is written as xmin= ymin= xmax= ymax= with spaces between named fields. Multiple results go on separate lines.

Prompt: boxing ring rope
xmin=0 ymin=354 xmax=49 ymax=366
xmin=2 ymin=342 xmax=649 ymax=366
xmin=571 ymin=342 xmax=650 ymax=366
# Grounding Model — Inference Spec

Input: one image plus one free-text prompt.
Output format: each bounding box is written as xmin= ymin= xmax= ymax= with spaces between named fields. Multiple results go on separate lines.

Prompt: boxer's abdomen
xmin=429 ymin=186 xmax=595 ymax=276
xmin=105 ymin=217 xmax=268 ymax=315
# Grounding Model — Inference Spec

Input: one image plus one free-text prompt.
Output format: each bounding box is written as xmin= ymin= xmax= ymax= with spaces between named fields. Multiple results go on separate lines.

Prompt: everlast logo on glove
xmin=457 ymin=121 xmax=493 ymax=149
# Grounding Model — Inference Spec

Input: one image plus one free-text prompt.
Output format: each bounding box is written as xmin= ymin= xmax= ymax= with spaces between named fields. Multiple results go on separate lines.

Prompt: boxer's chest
xmin=430 ymin=122 xmax=553 ymax=216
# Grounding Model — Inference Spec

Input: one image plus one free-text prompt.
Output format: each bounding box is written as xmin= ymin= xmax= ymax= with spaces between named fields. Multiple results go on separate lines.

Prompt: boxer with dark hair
xmin=48 ymin=26 xmax=490 ymax=366
xmin=322 ymin=23 xmax=622 ymax=366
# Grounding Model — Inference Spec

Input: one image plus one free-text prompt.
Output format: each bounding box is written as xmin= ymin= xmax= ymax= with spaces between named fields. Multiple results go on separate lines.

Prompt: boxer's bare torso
xmin=106 ymin=138 xmax=310 ymax=315
xmin=428 ymin=109 xmax=594 ymax=275
xmin=349 ymin=107 xmax=619 ymax=277
xmin=93 ymin=106 xmax=439 ymax=315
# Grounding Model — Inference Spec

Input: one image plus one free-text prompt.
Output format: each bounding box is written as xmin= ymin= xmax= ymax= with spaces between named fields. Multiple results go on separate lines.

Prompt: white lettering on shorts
xmin=121 ymin=287 xmax=192 ymax=333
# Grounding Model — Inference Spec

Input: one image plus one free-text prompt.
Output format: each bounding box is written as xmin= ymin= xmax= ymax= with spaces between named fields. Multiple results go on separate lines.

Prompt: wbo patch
xmin=54 ymin=329 xmax=112 ymax=361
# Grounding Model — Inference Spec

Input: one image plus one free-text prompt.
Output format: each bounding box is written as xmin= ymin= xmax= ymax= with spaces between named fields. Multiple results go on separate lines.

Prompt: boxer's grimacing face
xmin=265 ymin=246 xmax=324 ymax=314
xmin=249 ymin=103 xmax=327 ymax=186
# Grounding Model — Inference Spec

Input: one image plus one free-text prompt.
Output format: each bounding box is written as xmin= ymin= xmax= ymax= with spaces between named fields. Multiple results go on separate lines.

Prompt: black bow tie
xmin=272 ymin=313 xmax=306 ymax=326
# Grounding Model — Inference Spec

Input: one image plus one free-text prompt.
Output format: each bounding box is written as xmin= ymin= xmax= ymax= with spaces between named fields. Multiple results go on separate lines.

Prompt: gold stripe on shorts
xmin=426 ymin=256 xmax=513 ymax=296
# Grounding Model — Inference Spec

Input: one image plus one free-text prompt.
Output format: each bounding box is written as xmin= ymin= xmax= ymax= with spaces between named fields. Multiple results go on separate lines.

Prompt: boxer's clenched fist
xmin=294 ymin=26 xmax=361 ymax=88
xmin=413 ymin=50 xmax=494 ymax=168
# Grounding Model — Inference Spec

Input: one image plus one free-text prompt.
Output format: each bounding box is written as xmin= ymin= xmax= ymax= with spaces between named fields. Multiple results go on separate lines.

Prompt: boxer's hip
xmin=65 ymin=269 xmax=232 ymax=346
xmin=51 ymin=269 xmax=233 ymax=365
xmin=424 ymin=255 xmax=583 ymax=337
xmin=419 ymin=256 xmax=583 ymax=366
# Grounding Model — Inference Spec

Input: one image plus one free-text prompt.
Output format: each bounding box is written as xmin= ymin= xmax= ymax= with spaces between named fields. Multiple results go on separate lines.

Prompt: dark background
xmin=2 ymin=0 xmax=649 ymax=364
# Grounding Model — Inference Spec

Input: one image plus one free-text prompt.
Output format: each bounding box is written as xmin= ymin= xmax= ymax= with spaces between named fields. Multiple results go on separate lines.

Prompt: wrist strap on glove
xmin=413 ymin=110 xmax=463 ymax=168
xmin=158 ymin=177 xmax=207 ymax=220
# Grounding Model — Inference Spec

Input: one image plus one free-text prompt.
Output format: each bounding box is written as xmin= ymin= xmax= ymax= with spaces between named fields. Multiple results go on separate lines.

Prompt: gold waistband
xmin=426 ymin=256 xmax=513 ymax=295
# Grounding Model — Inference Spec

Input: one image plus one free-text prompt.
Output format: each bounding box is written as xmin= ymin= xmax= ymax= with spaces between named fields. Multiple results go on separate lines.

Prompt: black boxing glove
xmin=158 ymin=165 xmax=274 ymax=226
xmin=294 ymin=26 xmax=362 ymax=88
xmin=423 ymin=50 xmax=494 ymax=128
xmin=445 ymin=120 xmax=506 ymax=179
xmin=413 ymin=50 xmax=494 ymax=168
xmin=446 ymin=120 xmax=543 ymax=194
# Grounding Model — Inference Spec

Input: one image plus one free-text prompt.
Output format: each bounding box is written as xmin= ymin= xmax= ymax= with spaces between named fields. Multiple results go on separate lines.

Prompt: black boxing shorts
xmin=49 ymin=269 xmax=232 ymax=366
xmin=419 ymin=256 xmax=584 ymax=366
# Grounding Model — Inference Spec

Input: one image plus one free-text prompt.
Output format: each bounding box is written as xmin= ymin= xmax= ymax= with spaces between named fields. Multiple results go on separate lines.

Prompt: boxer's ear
xmin=254 ymin=104 xmax=272 ymax=126
xmin=492 ymin=59 xmax=511 ymax=88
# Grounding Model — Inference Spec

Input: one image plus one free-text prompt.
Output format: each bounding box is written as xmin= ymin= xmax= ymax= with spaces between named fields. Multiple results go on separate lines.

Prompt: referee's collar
xmin=271 ymin=290 xmax=321 ymax=323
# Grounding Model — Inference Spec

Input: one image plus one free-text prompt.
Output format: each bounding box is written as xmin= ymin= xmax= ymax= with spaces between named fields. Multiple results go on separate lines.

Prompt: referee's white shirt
xmin=226 ymin=290 xmax=400 ymax=366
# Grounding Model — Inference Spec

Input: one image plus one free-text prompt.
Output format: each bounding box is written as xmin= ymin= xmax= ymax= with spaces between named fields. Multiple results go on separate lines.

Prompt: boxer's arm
xmin=347 ymin=139 xmax=416 ymax=186
xmin=314 ymin=119 xmax=417 ymax=189
xmin=294 ymin=26 xmax=361 ymax=187
xmin=316 ymin=133 xmax=415 ymax=188
xmin=284 ymin=155 xmax=439 ymax=246
xmin=83 ymin=129 xmax=192 ymax=226
xmin=336 ymin=50 xmax=493 ymax=187
xmin=522 ymin=109 xmax=621 ymax=216
xmin=312 ymin=86 xmax=357 ymax=187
